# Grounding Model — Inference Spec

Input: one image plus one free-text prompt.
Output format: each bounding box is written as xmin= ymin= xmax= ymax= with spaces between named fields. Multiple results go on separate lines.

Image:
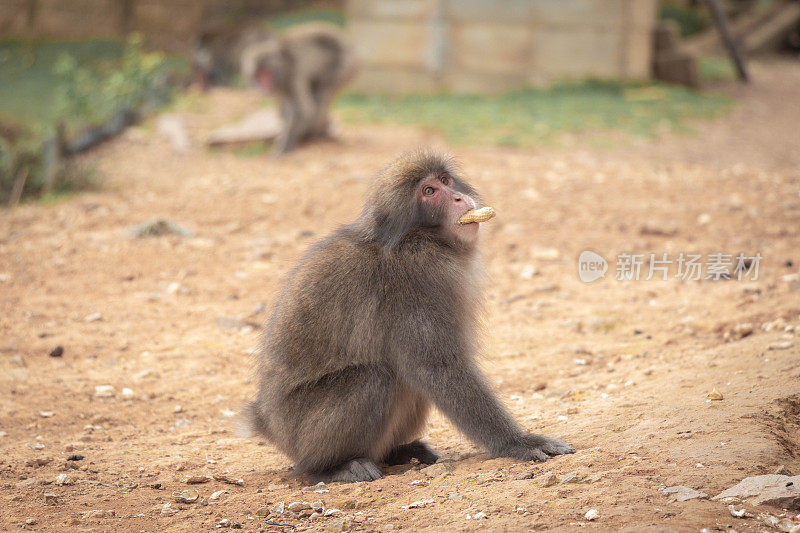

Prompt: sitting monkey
xmin=243 ymin=150 xmax=574 ymax=483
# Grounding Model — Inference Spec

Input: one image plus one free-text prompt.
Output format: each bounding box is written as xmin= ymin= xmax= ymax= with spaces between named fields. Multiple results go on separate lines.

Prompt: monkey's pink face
xmin=417 ymin=173 xmax=479 ymax=245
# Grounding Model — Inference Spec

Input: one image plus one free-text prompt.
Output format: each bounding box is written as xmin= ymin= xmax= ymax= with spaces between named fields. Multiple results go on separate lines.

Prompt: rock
xmin=420 ymin=462 xmax=452 ymax=478
xmin=49 ymin=345 xmax=64 ymax=358
xmin=402 ymin=498 xmax=435 ymax=509
xmin=288 ymin=501 xmax=312 ymax=512
xmin=769 ymin=341 xmax=793 ymax=351
xmin=760 ymin=512 xmax=800 ymax=532
xmin=725 ymin=323 xmax=754 ymax=341
xmin=121 ymin=388 xmax=134 ymax=400
xmin=44 ymin=492 xmax=58 ymax=505
xmin=213 ymin=473 xmax=244 ymax=486
xmin=16 ymin=478 xmax=39 ymax=489
xmin=26 ymin=456 xmax=53 ymax=467
xmin=67 ymin=454 xmax=84 ymax=461
xmin=84 ymin=312 xmax=102 ymax=322
xmin=662 ymin=486 xmax=708 ymax=501
xmin=182 ymin=475 xmax=212 ymax=484
xmin=310 ymin=500 xmax=325 ymax=512
xmin=25 ymin=518 xmax=36 ymax=525
xmin=520 ymin=265 xmax=538 ymax=279
xmin=728 ymin=504 xmax=751 ymax=518
xmin=82 ymin=509 xmax=115 ymax=519
xmin=0 ymin=431 xmax=6 ymax=437
xmin=209 ymin=489 xmax=229 ymax=501
xmin=173 ymin=489 xmax=199 ymax=503
xmin=94 ymin=385 xmax=115 ymax=398
xmin=472 ymin=512 xmax=488 ymax=519
xmin=530 ymin=246 xmax=560 ymax=260
xmin=207 ymin=109 xmax=282 ymax=146
xmin=55 ymin=473 xmax=74 ymax=486
xmin=161 ymin=503 xmax=178 ymax=516
xmin=584 ymin=509 xmax=599 ymax=520
xmin=706 ymin=388 xmax=723 ymax=401
xmin=127 ymin=218 xmax=193 ymax=238
xmin=39 ymin=411 xmax=54 ymax=418
xmin=255 ymin=507 xmax=269 ymax=517
xmin=713 ymin=475 xmax=800 ymax=509
xmin=133 ymin=368 xmax=158 ymax=380
xmin=271 ymin=502 xmax=285 ymax=514
xmin=538 ymin=473 xmax=559 ymax=487
xmin=325 ymin=519 xmax=347 ymax=532
xmin=156 ymin=114 xmax=190 ymax=153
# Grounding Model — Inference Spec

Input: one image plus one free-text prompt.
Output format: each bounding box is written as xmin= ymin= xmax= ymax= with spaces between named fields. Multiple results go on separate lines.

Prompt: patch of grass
xmin=233 ymin=141 xmax=271 ymax=157
xmin=336 ymin=81 xmax=732 ymax=148
xmin=265 ymin=8 xmax=346 ymax=31
xmin=699 ymin=56 xmax=737 ymax=82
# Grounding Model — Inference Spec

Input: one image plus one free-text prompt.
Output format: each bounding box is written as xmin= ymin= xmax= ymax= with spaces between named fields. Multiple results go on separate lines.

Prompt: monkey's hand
xmin=458 ymin=206 xmax=496 ymax=225
xmin=496 ymin=433 xmax=574 ymax=462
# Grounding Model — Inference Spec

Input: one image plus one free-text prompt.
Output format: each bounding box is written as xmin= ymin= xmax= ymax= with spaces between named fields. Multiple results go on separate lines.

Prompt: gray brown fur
xmin=240 ymin=23 xmax=358 ymax=154
xmin=245 ymin=150 xmax=573 ymax=483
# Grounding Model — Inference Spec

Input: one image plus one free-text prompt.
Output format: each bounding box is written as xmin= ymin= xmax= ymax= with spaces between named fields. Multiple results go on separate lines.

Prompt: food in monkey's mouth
xmin=458 ymin=206 xmax=496 ymax=225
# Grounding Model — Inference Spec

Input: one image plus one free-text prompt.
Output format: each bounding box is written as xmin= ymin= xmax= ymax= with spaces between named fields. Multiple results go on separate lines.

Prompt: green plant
xmin=55 ymin=33 xmax=171 ymax=135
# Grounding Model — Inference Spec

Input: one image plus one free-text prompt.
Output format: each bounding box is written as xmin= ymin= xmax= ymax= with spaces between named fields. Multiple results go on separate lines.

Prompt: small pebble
xmin=121 ymin=388 xmax=134 ymax=400
xmin=67 ymin=454 xmax=84 ymax=461
xmin=209 ymin=489 xmax=229 ymax=501
xmin=94 ymin=385 xmax=115 ymax=398
xmin=161 ymin=503 xmax=177 ymax=516
xmin=49 ymin=346 xmax=64 ymax=358
xmin=25 ymin=518 xmax=36 ymax=525
xmin=584 ymin=509 xmax=599 ymax=521
xmin=173 ymin=489 xmax=199 ymax=503
xmin=288 ymin=501 xmax=312 ymax=512
xmin=55 ymin=473 xmax=74 ymax=486
xmin=706 ymin=388 xmax=723 ymax=401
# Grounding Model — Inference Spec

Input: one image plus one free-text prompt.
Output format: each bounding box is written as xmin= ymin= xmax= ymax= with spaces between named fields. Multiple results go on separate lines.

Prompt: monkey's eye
xmin=423 ymin=186 xmax=435 ymax=196
xmin=440 ymin=173 xmax=450 ymax=186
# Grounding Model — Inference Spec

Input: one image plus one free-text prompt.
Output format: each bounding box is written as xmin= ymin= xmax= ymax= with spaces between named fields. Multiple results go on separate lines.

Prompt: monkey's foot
xmin=308 ymin=458 xmax=383 ymax=483
xmin=383 ymin=440 xmax=440 ymax=466
xmin=498 ymin=434 xmax=575 ymax=462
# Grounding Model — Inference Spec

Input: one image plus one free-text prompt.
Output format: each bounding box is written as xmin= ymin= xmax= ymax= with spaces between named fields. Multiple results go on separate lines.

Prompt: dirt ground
xmin=1 ymin=59 xmax=800 ymax=532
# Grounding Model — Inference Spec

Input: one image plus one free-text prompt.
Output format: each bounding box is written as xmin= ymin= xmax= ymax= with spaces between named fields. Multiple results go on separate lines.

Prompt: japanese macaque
xmin=243 ymin=150 xmax=574 ymax=483
xmin=240 ymin=23 xmax=358 ymax=154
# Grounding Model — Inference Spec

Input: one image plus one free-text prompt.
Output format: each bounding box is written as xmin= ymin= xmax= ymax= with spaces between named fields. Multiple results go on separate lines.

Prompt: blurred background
xmin=2 ymin=3 xmax=800 ymax=531
xmin=1 ymin=0 xmax=798 ymax=202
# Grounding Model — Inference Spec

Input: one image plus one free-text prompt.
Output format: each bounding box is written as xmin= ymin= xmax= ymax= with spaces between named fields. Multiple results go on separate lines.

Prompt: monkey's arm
xmin=397 ymin=340 xmax=573 ymax=461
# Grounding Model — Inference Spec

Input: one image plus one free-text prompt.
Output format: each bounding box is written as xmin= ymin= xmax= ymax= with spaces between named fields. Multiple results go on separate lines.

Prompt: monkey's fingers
xmin=459 ymin=206 xmax=496 ymax=225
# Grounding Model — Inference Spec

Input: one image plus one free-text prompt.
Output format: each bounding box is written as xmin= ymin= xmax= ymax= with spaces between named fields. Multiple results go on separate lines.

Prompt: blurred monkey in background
xmin=240 ymin=24 xmax=358 ymax=154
